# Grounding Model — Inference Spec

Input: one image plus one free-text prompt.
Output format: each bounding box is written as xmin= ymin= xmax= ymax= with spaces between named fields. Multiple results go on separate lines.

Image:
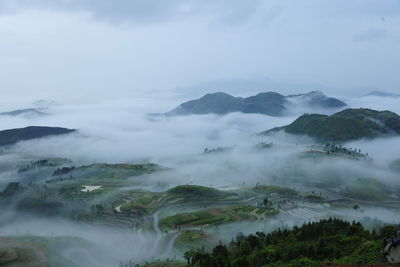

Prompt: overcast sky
xmin=0 ymin=0 xmax=399 ymax=104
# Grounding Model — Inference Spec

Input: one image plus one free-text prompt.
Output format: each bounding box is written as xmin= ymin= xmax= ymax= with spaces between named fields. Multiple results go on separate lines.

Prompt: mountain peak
xmin=168 ymin=91 xmax=346 ymax=116
xmin=201 ymin=92 xmax=236 ymax=99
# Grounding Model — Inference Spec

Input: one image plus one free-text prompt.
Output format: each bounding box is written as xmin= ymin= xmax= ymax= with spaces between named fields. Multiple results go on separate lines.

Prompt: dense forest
xmin=182 ymin=218 xmax=397 ymax=267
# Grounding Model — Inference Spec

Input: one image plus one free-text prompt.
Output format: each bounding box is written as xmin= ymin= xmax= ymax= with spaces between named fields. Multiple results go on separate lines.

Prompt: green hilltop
xmin=0 ymin=126 xmax=75 ymax=146
xmin=262 ymin=108 xmax=400 ymax=142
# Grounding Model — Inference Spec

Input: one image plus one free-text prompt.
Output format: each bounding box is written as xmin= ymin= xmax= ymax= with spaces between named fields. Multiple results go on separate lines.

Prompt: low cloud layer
xmin=1 ymin=93 xmax=399 ymax=163
xmin=0 ymin=0 xmax=265 ymax=24
xmin=0 ymin=94 xmax=400 ymax=265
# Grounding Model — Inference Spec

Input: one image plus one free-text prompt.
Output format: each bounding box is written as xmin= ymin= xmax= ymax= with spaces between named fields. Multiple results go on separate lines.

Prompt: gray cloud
xmin=2 ymin=0 xmax=399 ymax=25
xmin=0 ymin=0 xmax=265 ymax=25
xmin=0 ymin=0 xmax=399 ymax=104
xmin=354 ymin=28 xmax=388 ymax=42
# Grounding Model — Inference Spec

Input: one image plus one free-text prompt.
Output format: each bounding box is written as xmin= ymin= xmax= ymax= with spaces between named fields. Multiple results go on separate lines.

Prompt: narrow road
xmin=162 ymin=232 xmax=180 ymax=258
xmin=150 ymin=210 xmax=163 ymax=255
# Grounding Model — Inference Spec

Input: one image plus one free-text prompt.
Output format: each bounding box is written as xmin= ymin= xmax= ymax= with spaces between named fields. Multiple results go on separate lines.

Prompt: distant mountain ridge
xmin=167 ymin=91 xmax=346 ymax=116
xmin=0 ymin=108 xmax=47 ymax=117
xmin=0 ymin=126 xmax=75 ymax=146
xmin=262 ymin=108 xmax=400 ymax=142
xmin=365 ymin=90 xmax=400 ymax=98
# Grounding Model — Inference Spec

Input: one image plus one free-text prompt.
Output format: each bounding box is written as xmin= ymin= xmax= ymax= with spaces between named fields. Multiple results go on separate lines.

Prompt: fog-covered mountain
xmin=0 ymin=126 xmax=75 ymax=146
xmin=0 ymin=108 xmax=47 ymax=117
xmin=263 ymin=108 xmax=400 ymax=142
xmin=365 ymin=90 xmax=400 ymax=98
xmin=167 ymin=91 xmax=346 ymax=116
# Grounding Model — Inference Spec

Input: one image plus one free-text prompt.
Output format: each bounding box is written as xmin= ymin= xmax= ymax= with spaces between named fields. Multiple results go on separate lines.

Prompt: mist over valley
xmin=1 ymin=1 xmax=400 ymax=266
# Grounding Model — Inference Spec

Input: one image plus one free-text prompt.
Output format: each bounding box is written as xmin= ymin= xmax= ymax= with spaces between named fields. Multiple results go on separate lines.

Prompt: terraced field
xmin=2 ymin=152 xmax=400 ymax=266
xmin=159 ymin=205 xmax=278 ymax=231
xmin=119 ymin=185 xmax=242 ymax=214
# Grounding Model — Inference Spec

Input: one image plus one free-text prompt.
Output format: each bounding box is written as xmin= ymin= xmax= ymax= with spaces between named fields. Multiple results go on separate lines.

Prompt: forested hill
xmin=0 ymin=126 xmax=75 ymax=146
xmin=262 ymin=108 xmax=400 ymax=142
xmin=167 ymin=91 xmax=345 ymax=116
xmin=183 ymin=218 xmax=397 ymax=267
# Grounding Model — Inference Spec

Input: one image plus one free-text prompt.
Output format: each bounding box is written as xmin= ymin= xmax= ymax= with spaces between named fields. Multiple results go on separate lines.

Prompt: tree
xmin=263 ymin=197 xmax=272 ymax=208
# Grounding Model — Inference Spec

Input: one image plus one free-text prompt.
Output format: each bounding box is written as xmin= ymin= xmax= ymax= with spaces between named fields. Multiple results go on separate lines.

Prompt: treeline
xmin=184 ymin=218 xmax=396 ymax=267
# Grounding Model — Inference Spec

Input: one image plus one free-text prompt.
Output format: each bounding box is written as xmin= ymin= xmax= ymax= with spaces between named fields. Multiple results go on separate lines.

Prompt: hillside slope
xmin=262 ymin=108 xmax=400 ymax=142
xmin=183 ymin=218 xmax=389 ymax=267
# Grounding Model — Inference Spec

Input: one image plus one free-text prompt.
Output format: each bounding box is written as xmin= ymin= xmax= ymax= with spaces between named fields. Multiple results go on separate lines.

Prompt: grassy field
xmin=174 ymin=230 xmax=218 ymax=252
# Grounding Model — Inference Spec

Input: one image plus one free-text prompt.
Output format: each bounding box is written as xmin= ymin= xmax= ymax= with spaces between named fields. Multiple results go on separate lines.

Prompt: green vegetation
xmin=343 ymin=178 xmax=393 ymax=201
xmin=167 ymin=185 xmax=230 ymax=200
xmin=255 ymin=142 xmax=273 ymax=150
xmin=183 ymin=218 xmax=389 ymax=267
xmin=18 ymin=158 xmax=71 ymax=173
xmin=55 ymin=162 xmax=161 ymax=180
xmin=168 ymin=91 xmax=345 ymax=117
xmin=175 ymin=230 xmax=218 ymax=252
xmin=253 ymin=185 xmax=298 ymax=197
xmin=300 ymin=144 xmax=370 ymax=161
xmin=303 ymin=194 xmax=325 ymax=202
xmin=263 ymin=108 xmax=400 ymax=142
xmin=333 ymin=240 xmax=381 ymax=265
xmin=203 ymin=146 xmax=234 ymax=154
xmin=0 ymin=182 xmax=22 ymax=198
xmin=0 ymin=126 xmax=75 ymax=146
xmin=1 ymin=162 xmax=163 ymax=219
xmin=120 ymin=185 xmax=237 ymax=214
xmin=134 ymin=261 xmax=187 ymax=267
xmin=120 ymin=191 xmax=166 ymax=214
xmin=159 ymin=206 xmax=277 ymax=230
